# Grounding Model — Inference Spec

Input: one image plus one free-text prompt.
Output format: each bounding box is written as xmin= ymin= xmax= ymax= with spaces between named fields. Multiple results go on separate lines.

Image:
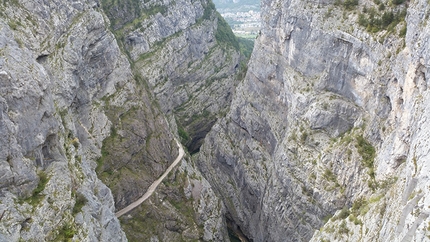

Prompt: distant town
xmin=213 ymin=0 xmax=261 ymax=40
xmin=221 ymin=10 xmax=260 ymax=39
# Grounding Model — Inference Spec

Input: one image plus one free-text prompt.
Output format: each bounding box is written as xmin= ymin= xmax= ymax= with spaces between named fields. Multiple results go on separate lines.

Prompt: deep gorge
xmin=1 ymin=0 xmax=430 ymax=241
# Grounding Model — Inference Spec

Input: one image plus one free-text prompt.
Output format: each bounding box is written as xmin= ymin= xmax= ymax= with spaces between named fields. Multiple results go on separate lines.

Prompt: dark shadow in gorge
xmin=227 ymin=215 xmax=252 ymax=242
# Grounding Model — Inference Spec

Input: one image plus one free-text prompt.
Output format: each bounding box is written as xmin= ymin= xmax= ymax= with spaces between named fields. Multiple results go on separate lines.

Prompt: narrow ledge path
xmin=115 ymin=139 xmax=185 ymax=217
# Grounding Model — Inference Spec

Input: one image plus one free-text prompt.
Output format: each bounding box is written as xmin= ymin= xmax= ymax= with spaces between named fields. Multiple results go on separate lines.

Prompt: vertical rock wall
xmin=197 ymin=0 xmax=430 ymax=241
xmin=0 ymin=0 xmax=127 ymax=240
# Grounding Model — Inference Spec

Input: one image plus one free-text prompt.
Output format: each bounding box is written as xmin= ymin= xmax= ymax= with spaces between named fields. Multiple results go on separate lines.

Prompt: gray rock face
xmin=118 ymin=158 xmax=229 ymax=242
xmin=197 ymin=0 xmax=430 ymax=241
xmin=311 ymin=0 xmax=430 ymax=240
xmin=95 ymin=0 xmax=239 ymax=240
xmin=0 ymin=0 xmax=128 ymax=240
xmin=6 ymin=0 xmax=430 ymax=240
xmin=0 ymin=0 xmax=233 ymax=240
xmin=102 ymin=0 xmax=242 ymax=153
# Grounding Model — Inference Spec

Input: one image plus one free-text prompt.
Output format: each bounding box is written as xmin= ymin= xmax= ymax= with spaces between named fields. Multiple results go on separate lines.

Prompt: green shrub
xmin=144 ymin=5 xmax=167 ymax=16
xmin=203 ymin=1 xmax=215 ymax=20
xmin=339 ymin=221 xmax=349 ymax=234
xmin=178 ymin=126 xmax=190 ymax=143
xmin=343 ymin=0 xmax=359 ymax=10
xmin=352 ymin=197 xmax=367 ymax=215
xmin=399 ymin=25 xmax=407 ymax=37
xmin=323 ymin=168 xmax=336 ymax=182
xmin=358 ymin=14 xmax=368 ymax=27
xmin=392 ymin=0 xmax=405 ymax=5
xmin=337 ymin=206 xmax=350 ymax=220
xmin=381 ymin=11 xmax=394 ymax=27
xmin=301 ymin=132 xmax=308 ymax=143
xmin=323 ymin=214 xmax=333 ymax=223
xmin=57 ymin=223 xmax=75 ymax=240
xmin=355 ymin=135 xmax=375 ymax=169
xmin=289 ymin=131 xmax=297 ymax=141
xmin=357 ymin=5 xmax=407 ymax=34
xmin=25 ymin=171 xmax=49 ymax=205
xmin=349 ymin=214 xmax=363 ymax=225
xmin=34 ymin=172 xmax=48 ymax=196
xmin=73 ymin=193 xmax=88 ymax=215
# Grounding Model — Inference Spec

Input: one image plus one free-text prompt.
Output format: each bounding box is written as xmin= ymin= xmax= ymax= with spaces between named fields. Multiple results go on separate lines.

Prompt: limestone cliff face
xmin=312 ymin=0 xmax=430 ymax=240
xmin=197 ymin=0 xmax=430 ymax=241
xmin=0 ymin=0 xmax=127 ymax=240
xmin=97 ymin=0 xmax=241 ymax=240
xmin=4 ymin=0 xmax=429 ymax=241
xmin=0 ymin=0 xmax=236 ymax=241
xmin=102 ymin=0 xmax=242 ymax=154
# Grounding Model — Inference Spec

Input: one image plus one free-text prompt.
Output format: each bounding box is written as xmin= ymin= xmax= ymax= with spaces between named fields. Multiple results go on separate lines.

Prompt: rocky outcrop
xmin=197 ymin=0 xmax=430 ymax=241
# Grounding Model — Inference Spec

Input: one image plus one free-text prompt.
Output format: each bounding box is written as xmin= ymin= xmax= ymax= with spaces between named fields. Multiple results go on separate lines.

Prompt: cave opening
xmin=226 ymin=216 xmax=252 ymax=242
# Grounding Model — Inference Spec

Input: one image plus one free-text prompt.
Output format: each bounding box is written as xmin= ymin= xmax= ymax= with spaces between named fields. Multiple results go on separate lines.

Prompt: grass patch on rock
xmin=22 ymin=171 xmax=49 ymax=206
xmin=72 ymin=192 xmax=88 ymax=215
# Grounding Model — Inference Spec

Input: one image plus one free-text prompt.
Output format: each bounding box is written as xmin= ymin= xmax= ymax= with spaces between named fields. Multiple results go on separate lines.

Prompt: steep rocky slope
xmin=97 ymin=0 xmax=243 ymax=240
xmin=197 ymin=0 xmax=430 ymax=241
xmin=101 ymin=0 xmax=243 ymax=154
xmin=311 ymin=0 xmax=430 ymax=240
xmin=0 ymin=0 xmax=240 ymax=241
xmin=0 ymin=0 xmax=128 ymax=240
